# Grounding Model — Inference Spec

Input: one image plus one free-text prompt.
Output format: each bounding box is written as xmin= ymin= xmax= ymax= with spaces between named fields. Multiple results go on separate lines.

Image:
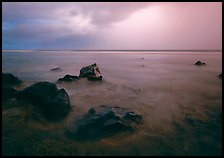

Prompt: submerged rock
xmin=65 ymin=105 xmax=142 ymax=140
xmin=58 ymin=74 xmax=80 ymax=82
xmin=51 ymin=67 xmax=62 ymax=71
xmin=17 ymin=81 xmax=71 ymax=121
xmin=194 ymin=61 xmax=206 ymax=66
xmin=79 ymin=63 xmax=103 ymax=81
xmin=2 ymin=73 xmax=22 ymax=86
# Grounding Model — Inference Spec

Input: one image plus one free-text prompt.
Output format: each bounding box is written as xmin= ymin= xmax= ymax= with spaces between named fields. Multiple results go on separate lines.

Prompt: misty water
xmin=2 ymin=51 xmax=222 ymax=155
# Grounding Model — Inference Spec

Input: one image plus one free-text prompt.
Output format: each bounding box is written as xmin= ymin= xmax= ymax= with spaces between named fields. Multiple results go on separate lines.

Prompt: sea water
xmin=2 ymin=51 xmax=222 ymax=155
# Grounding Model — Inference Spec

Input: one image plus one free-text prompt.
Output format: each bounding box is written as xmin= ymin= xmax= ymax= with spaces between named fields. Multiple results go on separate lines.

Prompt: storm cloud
xmin=2 ymin=2 xmax=222 ymax=50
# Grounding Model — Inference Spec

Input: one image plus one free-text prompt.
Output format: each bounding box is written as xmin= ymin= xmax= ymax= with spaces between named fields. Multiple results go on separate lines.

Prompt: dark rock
xmin=2 ymin=87 xmax=18 ymax=99
xmin=217 ymin=73 xmax=222 ymax=79
xmin=17 ymin=81 xmax=71 ymax=121
xmin=58 ymin=74 xmax=80 ymax=82
xmin=88 ymin=107 xmax=96 ymax=114
xmin=123 ymin=111 xmax=142 ymax=124
xmin=194 ymin=61 xmax=206 ymax=66
xmin=87 ymin=76 xmax=103 ymax=81
xmin=2 ymin=73 xmax=22 ymax=87
xmin=65 ymin=105 xmax=142 ymax=140
xmin=183 ymin=115 xmax=195 ymax=126
xmin=51 ymin=67 xmax=62 ymax=71
xmin=79 ymin=63 xmax=103 ymax=80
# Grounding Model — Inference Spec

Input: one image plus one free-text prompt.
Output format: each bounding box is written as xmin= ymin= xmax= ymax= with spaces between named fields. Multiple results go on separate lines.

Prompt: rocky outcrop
xmin=58 ymin=74 xmax=80 ymax=82
xmin=17 ymin=81 xmax=71 ymax=121
xmin=194 ymin=61 xmax=206 ymax=66
xmin=2 ymin=73 xmax=22 ymax=86
xmin=79 ymin=63 xmax=103 ymax=81
xmin=65 ymin=105 xmax=142 ymax=140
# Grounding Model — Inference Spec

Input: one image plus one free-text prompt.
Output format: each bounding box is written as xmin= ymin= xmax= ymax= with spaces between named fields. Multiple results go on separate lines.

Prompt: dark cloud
xmin=2 ymin=2 xmax=222 ymax=50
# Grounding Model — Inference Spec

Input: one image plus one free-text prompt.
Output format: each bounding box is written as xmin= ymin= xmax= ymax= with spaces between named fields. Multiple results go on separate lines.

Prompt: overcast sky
xmin=2 ymin=2 xmax=222 ymax=50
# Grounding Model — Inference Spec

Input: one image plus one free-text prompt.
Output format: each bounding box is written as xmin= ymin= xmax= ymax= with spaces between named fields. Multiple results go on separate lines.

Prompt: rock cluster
xmin=65 ymin=105 xmax=142 ymax=140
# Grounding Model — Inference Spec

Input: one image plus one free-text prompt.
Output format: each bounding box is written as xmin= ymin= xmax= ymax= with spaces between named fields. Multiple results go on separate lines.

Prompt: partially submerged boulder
xmin=2 ymin=73 xmax=22 ymax=86
xmin=17 ymin=81 xmax=71 ymax=121
xmin=58 ymin=74 xmax=80 ymax=82
xmin=79 ymin=63 xmax=103 ymax=81
xmin=51 ymin=67 xmax=62 ymax=71
xmin=65 ymin=105 xmax=142 ymax=140
xmin=194 ymin=61 xmax=206 ymax=66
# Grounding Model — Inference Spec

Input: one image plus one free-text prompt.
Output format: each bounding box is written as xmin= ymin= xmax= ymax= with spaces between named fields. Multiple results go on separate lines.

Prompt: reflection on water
xmin=2 ymin=51 xmax=222 ymax=155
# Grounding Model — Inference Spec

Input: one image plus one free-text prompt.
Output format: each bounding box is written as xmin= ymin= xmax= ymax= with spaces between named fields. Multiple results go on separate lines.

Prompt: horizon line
xmin=2 ymin=49 xmax=222 ymax=52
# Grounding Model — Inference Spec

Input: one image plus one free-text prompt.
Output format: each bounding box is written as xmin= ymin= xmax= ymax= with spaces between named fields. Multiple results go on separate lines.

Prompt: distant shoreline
xmin=2 ymin=49 xmax=222 ymax=52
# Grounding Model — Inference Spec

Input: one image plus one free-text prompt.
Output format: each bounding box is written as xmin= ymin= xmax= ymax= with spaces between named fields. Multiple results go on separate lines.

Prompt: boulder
xmin=194 ymin=61 xmax=206 ymax=66
xmin=65 ymin=105 xmax=142 ymax=140
xmin=2 ymin=73 xmax=22 ymax=86
xmin=17 ymin=81 xmax=71 ymax=121
xmin=58 ymin=74 xmax=80 ymax=82
xmin=2 ymin=87 xmax=18 ymax=99
xmin=51 ymin=67 xmax=62 ymax=71
xmin=79 ymin=63 xmax=103 ymax=80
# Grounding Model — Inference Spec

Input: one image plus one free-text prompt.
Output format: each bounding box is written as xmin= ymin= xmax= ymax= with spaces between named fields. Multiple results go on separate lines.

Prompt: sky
xmin=2 ymin=2 xmax=222 ymax=50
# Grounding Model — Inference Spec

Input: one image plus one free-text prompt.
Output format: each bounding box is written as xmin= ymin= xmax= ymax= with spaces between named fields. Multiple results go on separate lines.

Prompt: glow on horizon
xmin=2 ymin=2 xmax=222 ymax=50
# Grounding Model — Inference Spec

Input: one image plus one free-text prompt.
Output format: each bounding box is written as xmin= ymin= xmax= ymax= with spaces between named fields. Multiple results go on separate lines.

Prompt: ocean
xmin=2 ymin=51 xmax=222 ymax=156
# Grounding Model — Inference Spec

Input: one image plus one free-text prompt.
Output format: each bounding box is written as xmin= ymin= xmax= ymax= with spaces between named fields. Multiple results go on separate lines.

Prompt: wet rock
xmin=183 ymin=115 xmax=195 ymax=126
xmin=2 ymin=73 xmax=22 ymax=86
xmin=79 ymin=63 xmax=103 ymax=80
xmin=65 ymin=105 xmax=142 ymax=140
xmin=87 ymin=75 xmax=103 ymax=81
xmin=51 ymin=67 xmax=62 ymax=71
xmin=217 ymin=73 xmax=222 ymax=79
xmin=17 ymin=81 xmax=71 ymax=121
xmin=2 ymin=87 xmax=18 ymax=99
xmin=194 ymin=61 xmax=206 ymax=66
xmin=58 ymin=74 xmax=80 ymax=82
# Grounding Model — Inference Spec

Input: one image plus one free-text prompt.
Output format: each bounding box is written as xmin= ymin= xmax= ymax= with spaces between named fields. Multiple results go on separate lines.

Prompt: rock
xmin=51 ymin=67 xmax=62 ymax=71
xmin=58 ymin=74 xmax=80 ymax=82
xmin=87 ymin=76 xmax=103 ymax=81
xmin=217 ymin=73 xmax=222 ymax=79
xmin=2 ymin=87 xmax=18 ymax=99
xmin=65 ymin=105 xmax=142 ymax=140
xmin=79 ymin=63 xmax=103 ymax=80
xmin=17 ymin=81 xmax=71 ymax=121
xmin=194 ymin=61 xmax=206 ymax=66
xmin=2 ymin=73 xmax=22 ymax=86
